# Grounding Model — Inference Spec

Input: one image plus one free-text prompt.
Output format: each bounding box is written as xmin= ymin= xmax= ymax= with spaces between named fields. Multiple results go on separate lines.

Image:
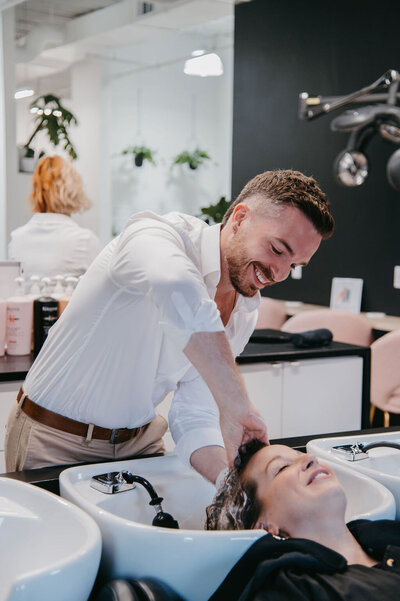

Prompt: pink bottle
xmin=0 ymin=299 xmax=6 ymax=356
xmin=6 ymin=277 xmax=33 ymax=356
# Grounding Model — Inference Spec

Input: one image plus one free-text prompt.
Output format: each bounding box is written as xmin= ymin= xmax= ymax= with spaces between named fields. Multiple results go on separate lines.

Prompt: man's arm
xmin=184 ymin=330 xmax=268 ymax=465
xmin=190 ymin=446 xmax=228 ymax=484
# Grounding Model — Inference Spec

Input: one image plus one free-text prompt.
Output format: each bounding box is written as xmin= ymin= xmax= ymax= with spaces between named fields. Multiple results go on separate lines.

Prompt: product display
xmin=6 ymin=276 xmax=33 ymax=355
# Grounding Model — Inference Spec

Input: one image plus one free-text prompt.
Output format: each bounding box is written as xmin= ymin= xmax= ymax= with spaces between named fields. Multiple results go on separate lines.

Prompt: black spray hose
xmin=360 ymin=441 xmax=400 ymax=452
xmin=122 ymin=472 xmax=179 ymax=529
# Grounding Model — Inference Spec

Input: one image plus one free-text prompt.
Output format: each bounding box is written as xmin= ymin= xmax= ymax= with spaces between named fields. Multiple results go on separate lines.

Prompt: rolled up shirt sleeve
xmin=168 ymin=367 xmax=224 ymax=467
xmin=108 ymin=221 xmax=224 ymax=350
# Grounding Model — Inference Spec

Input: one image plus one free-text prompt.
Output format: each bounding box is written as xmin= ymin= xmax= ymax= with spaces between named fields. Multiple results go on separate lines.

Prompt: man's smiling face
xmin=224 ymin=201 xmax=322 ymax=297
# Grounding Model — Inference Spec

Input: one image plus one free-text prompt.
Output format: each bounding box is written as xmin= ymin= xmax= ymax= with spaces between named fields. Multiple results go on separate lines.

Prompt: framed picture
xmin=330 ymin=277 xmax=363 ymax=314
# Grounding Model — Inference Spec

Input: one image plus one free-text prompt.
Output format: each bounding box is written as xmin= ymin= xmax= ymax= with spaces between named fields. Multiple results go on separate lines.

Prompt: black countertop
xmin=0 ymin=353 xmax=34 ymax=381
xmin=0 ymin=335 xmax=370 ymax=381
xmin=238 ymin=330 xmax=370 ymax=363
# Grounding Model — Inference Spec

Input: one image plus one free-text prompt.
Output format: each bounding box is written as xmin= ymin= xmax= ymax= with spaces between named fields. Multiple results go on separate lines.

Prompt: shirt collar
xmin=200 ymin=223 xmax=222 ymax=289
xmin=31 ymin=213 xmax=73 ymax=223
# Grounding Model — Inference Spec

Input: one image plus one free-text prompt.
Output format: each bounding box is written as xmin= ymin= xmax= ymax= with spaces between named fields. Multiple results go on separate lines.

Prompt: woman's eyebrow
xmin=265 ymin=451 xmax=303 ymax=472
xmin=264 ymin=455 xmax=286 ymax=472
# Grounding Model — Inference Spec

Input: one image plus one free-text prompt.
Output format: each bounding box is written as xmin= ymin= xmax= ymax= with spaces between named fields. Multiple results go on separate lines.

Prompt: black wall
xmin=232 ymin=0 xmax=400 ymax=315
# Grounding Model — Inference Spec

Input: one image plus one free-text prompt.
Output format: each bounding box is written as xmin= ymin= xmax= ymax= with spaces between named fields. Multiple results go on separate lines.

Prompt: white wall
xmin=11 ymin=17 xmax=233 ymax=249
xmin=102 ymin=27 xmax=233 ymax=237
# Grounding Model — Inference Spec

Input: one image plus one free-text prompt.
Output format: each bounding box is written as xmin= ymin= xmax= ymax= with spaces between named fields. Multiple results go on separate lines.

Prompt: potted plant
xmin=172 ymin=148 xmax=210 ymax=170
xmin=19 ymin=94 xmax=78 ymax=172
xmin=122 ymin=145 xmax=156 ymax=167
xmin=199 ymin=196 xmax=231 ymax=224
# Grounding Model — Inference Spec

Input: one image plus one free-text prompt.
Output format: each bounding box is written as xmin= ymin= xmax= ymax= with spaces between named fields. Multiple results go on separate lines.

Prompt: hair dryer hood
xmin=331 ymin=104 xmax=400 ymax=133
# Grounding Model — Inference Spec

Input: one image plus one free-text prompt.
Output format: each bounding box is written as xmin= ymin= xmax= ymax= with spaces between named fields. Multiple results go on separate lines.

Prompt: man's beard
xmin=226 ymin=241 xmax=273 ymax=298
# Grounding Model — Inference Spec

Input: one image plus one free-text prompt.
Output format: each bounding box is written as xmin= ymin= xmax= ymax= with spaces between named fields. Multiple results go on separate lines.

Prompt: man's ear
xmin=232 ymin=203 xmax=249 ymax=228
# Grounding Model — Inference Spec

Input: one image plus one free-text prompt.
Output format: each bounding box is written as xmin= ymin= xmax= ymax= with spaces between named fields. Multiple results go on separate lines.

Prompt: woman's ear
xmin=264 ymin=522 xmax=280 ymax=537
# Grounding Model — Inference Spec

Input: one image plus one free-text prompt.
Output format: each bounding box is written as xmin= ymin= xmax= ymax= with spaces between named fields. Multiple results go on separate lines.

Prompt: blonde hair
xmin=29 ymin=155 xmax=91 ymax=215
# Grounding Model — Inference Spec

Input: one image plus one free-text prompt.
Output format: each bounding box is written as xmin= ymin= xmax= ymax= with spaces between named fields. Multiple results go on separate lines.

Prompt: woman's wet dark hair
xmin=205 ymin=439 xmax=267 ymax=530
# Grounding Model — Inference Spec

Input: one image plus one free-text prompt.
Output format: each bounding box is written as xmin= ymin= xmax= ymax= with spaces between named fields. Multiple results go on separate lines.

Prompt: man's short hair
xmin=222 ymin=170 xmax=334 ymax=239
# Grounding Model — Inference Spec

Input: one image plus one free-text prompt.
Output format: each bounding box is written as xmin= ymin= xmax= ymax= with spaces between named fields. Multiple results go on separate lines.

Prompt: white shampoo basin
xmin=307 ymin=431 xmax=400 ymax=518
xmin=0 ymin=477 xmax=101 ymax=601
xmin=60 ymin=453 xmax=395 ymax=601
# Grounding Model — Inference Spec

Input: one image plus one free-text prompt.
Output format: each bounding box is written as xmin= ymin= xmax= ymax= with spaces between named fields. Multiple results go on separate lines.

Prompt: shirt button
xmin=386 ymin=558 xmax=395 ymax=567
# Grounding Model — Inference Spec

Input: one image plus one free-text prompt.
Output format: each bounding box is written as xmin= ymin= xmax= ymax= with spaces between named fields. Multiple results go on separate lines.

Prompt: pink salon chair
xmin=256 ymin=297 xmax=287 ymax=329
xmin=281 ymin=309 xmax=373 ymax=346
xmin=370 ymin=329 xmax=400 ymax=427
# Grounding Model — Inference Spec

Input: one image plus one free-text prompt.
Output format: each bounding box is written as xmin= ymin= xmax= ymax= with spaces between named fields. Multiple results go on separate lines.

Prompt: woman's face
xmin=243 ymin=445 xmax=346 ymax=536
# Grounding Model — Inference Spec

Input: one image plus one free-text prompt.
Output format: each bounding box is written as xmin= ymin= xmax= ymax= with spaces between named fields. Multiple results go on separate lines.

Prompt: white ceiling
xmin=13 ymin=0 xmax=244 ymax=88
xmin=15 ymin=0 xmax=124 ymax=40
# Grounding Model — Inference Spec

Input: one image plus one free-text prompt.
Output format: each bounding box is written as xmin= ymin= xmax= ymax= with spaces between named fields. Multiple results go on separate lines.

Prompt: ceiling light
xmin=184 ymin=52 xmax=223 ymax=77
xmin=14 ymin=88 xmax=34 ymax=100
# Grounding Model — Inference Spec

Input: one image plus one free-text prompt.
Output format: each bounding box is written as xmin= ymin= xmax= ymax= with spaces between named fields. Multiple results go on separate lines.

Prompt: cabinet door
xmin=281 ymin=356 xmax=363 ymax=438
xmin=0 ymin=381 xmax=21 ymax=473
xmin=238 ymin=363 xmax=283 ymax=439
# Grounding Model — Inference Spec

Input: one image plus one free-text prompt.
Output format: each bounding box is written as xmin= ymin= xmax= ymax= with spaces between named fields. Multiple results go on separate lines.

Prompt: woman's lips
xmin=307 ymin=469 xmax=331 ymax=485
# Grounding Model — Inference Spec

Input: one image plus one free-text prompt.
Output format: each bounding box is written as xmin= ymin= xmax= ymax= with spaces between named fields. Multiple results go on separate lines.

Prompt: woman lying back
xmin=206 ymin=440 xmax=400 ymax=601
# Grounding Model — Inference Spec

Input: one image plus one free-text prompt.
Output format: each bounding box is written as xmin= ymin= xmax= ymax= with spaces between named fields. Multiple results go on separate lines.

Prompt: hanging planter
xmin=172 ymin=148 xmax=210 ymax=170
xmin=19 ymin=94 xmax=78 ymax=172
xmin=122 ymin=145 xmax=156 ymax=167
xmin=199 ymin=196 xmax=231 ymax=224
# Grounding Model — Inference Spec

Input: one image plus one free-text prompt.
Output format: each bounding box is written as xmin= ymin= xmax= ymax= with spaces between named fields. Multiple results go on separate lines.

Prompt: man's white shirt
xmin=24 ymin=211 xmax=259 ymax=466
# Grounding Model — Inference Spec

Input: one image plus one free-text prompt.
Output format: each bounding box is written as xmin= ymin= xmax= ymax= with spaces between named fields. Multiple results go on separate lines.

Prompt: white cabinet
xmin=239 ymin=356 xmax=363 ymax=439
xmin=0 ymin=381 xmax=20 ymax=473
xmin=238 ymin=362 xmax=283 ymax=439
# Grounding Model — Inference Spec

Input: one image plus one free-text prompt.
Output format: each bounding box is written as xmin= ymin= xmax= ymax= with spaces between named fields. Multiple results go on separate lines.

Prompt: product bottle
xmin=0 ymin=297 xmax=7 ymax=357
xmin=33 ymin=277 xmax=59 ymax=354
xmin=57 ymin=276 xmax=78 ymax=317
xmin=28 ymin=275 xmax=41 ymax=298
xmin=52 ymin=275 xmax=65 ymax=299
xmin=6 ymin=276 xmax=33 ymax=356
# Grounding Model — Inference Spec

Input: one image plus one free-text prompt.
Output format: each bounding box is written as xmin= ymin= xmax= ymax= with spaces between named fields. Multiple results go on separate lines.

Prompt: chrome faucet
xmin=91 ymin=470 xmax=136 ymax=494
xmin=90 ymin=469 xmax=179 ymax=528
xmin=332 ymin=440 xmax=400 ymax=461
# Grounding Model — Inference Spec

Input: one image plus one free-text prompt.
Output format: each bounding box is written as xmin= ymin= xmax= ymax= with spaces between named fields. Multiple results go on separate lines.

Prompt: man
xmin=5 ymin=170 xmax=334 ymax=483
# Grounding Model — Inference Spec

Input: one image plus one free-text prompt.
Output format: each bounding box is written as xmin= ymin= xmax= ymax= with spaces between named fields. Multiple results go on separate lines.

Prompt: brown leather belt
xmin=17 ymin=388 xmax=145 ymax=444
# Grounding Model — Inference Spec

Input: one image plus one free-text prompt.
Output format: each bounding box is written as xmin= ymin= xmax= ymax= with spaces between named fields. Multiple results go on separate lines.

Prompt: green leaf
xmin=173 ymin=148 xmax=211 ymax=169
xmin=25 ymin=93 xmax=78 ymax=159
xmin=199 ymin=196 xmax=231 ymax=223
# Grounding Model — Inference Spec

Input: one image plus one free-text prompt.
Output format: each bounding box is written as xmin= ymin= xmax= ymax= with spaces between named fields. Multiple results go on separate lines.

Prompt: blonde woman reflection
xmin=206 ymin=440 xmax=400 ymax=601
xmin=9 ymin=155 xmax=101 ymax=282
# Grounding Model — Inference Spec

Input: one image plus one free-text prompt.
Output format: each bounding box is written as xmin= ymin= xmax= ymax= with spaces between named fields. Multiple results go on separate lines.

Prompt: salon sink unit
xmin=0 ymin=477 xmax=101 ymax=601
xmin=59 ymin=454 xmax=395 ymax=601
xmin=307 ymin=431 xmax=400 ymax=518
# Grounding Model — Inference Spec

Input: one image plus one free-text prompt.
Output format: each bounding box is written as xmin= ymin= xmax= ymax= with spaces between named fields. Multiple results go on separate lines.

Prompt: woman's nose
xmin=301 ymin=453 xmax=318 ymax=470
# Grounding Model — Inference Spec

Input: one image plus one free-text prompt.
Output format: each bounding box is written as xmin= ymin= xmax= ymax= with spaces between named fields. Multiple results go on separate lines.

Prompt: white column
xmin=70 ymin=59 xmax=105 ymax=241
xmin=0 ymin=7 xmax=16 ymax=259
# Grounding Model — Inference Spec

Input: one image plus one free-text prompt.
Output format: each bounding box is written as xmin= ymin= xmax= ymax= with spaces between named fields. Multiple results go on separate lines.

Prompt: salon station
xmin=0 ymin=1 xmax=400 ymax=600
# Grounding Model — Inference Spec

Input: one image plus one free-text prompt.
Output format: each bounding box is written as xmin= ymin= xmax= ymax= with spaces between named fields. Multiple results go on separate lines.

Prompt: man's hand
xmin=219 ymin=404 xmax=268 ymax=465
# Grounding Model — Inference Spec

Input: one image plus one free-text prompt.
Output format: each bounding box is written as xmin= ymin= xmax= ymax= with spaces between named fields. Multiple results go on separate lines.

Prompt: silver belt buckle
xmin=110 ymin=429 xmax=118 ymax=444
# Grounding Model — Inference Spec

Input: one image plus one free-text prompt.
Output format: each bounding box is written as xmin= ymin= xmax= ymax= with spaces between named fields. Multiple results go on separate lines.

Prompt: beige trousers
xmin=5 ymin=401 xmax=168 ymax=472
